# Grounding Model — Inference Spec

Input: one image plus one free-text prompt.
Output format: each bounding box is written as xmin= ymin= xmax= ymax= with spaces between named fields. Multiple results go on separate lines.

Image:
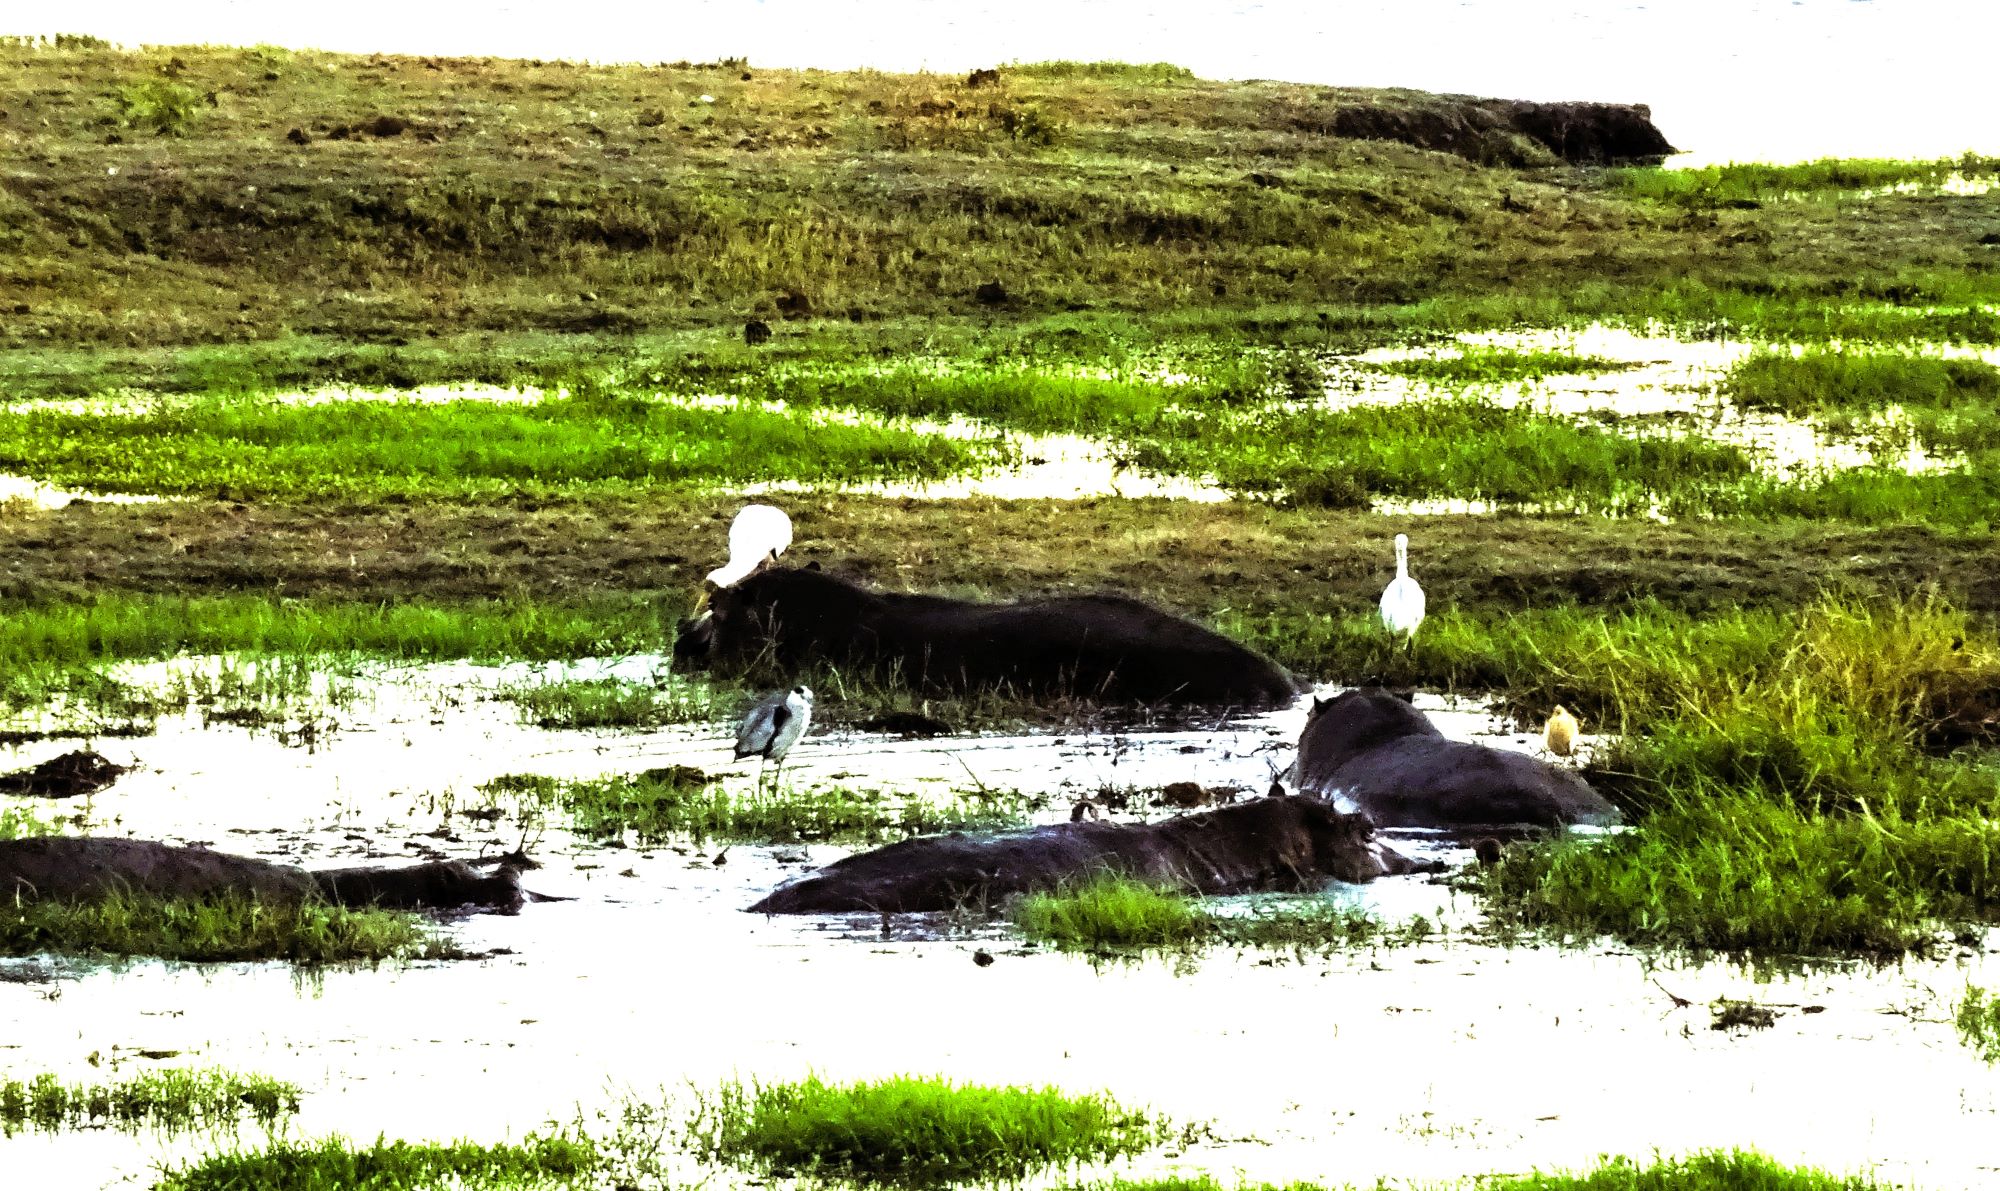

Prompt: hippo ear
xmin=1312 ymin=696 xmax=1327 ymax=712
xmin=805 ymin=560 xmax=822 ymax=571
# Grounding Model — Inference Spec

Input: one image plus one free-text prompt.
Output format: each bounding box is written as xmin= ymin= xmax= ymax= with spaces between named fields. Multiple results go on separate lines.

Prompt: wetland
xmin=2 ymin=34 xmax=1999 ymax=1191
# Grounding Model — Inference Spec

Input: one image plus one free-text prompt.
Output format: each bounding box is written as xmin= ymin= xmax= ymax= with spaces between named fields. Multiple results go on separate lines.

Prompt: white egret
xmin=693 ymin=503 xmax=793 ymax=615
xmin=1378 ymin=533 xmax=1426 ymax=644
xmin=1544 ymin=705 xmax=1580 ymax=757
xmin=735 ymin=684 xmax=813 ymax=793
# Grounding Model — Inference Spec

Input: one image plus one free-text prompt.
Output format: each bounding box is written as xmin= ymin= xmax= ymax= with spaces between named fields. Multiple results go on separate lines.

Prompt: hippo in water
xmin=748 ymin=795 xmax=1439 ymax=914
xmin=1292 ymin=689 xmax=1619 ymax=829
xmin=675 ymin=566 xmax=1301 ymax=707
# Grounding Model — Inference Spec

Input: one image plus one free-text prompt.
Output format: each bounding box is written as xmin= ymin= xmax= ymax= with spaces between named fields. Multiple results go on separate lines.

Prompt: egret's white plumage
xmin=1379 ymin=533 xmax=1425 ymax=643
xmin=707 ymin=504 xmax=794 ymax=589
xmin=735 ymin=684 xmax=813 ymax=791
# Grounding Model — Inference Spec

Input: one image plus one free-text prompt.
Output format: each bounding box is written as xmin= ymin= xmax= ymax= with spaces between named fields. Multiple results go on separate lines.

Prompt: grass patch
xmin=1103 ymin=1149 xmax=1901 ymax=1189
xmin=0 ymin=804 xmax=63 ymax=840
xmin=688 ymin=1074 xmax=1167 ymax=1186
xmin=0 ymin=893 xmax=446 ymax=964
xmin=154 ymin=1134 xmax=600 ymax=1191
xmin=1957 ymin=985 xmax=2000 ymax=1064
xmin=496 ymin=676 xmax=721 ymax=730
xmin=1724 ymin=348 xmax=2000 ymax=453
xmin=1609 ymin=154 xmax=2000 ymax=206
xmin=113 ymin=79 xmax=204 ymax=137
xmin=480 ymin=770 xmax=1019 ymax=846
xmin=1013 ymin=876 xmax=1400 ymax=952
xmin=1361 ymin=346 xmax=1641 ymax=385
xmin=0 ymin=395 xmax=990 ymax=500
xmin=0 ymin=1068 xmax=299 ymax=1136
xmin=1125 ymin=398 xmax=1750 ymax=512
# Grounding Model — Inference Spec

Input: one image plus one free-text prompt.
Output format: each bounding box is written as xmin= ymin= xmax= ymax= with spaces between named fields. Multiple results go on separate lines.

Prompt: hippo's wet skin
xmin=676 ymin=565 xmax=1301 ymax=707
xmin=1292 ymin=689 xmax=1619 ymax=829
xmin=748 ymin=796 xmax=1438 ymax=914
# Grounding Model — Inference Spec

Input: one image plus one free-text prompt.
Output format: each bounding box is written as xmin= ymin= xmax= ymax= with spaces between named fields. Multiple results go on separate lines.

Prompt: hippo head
xmin=1298 ymin=688 xmax=1442 ymax=775
xmin=674 ymin=565 xmax=880 ymax=674
xmin=1282 ymin=794 xmax=1396 ymax=884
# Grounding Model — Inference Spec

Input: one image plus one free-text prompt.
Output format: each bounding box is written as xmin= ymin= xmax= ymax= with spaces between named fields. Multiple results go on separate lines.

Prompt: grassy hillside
xmin=5 ymin=38 xmax=1998 ymax=354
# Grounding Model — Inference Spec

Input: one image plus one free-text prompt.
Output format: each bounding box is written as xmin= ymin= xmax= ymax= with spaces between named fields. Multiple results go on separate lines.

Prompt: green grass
xmin=480 ymin=770 xmax=1019 ymax=845
xmin=1013 ymin=876 xmax=1399 ymax=952
xmin=1361 ymin=346 xmax=1641 ymax=385
xmin=0 ymin=394 xmax=992 ymax=500
xmin=496 ymin=676 xmax=722 ymax=730
xmin=1125 ymin=398 xmax=1752 ymax=512
xmin=687 ymin=1075 xmax=1167 ymax=1186
xmin=113 ymin=79 xmax=205 ymax=137
xmin=0 ymin=1068 xmax=299 ymax=1136
xmin=1609 ymin=154 xmax=2000 ymax=206
xmin=1725 ymin=348 xmax=2000 ymax=453
xmin=0 ymin=804 xmax=63 ymax=840
xmin=0 ymin=893 xmax=446 ymax=964
xmin=1958 ymin=985 xmax=2000 ymax=1064
xmin=154 ymin=1135 xmax=601 ymax=1191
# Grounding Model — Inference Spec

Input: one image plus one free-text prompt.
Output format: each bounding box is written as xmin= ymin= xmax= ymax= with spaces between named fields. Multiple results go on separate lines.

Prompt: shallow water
xmin=2 ymin=659 xmax=1997 ymax=1187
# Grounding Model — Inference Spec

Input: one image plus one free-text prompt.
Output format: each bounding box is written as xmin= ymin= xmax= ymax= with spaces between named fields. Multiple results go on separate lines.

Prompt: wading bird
xmin=1378 ymin=533 xmax=1426 ymax=645
xmin=1544 ymin=705 xmax=1580 ymax=757
xmin=694 ymin=503 xmax=794 ymax=615
xmin=735 ymin=684 xmax=813 ymax=793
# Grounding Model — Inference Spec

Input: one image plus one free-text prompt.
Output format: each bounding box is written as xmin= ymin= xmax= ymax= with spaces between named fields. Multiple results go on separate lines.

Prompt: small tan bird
xmin=1544 ymin=705 xmax=1581 ymax=757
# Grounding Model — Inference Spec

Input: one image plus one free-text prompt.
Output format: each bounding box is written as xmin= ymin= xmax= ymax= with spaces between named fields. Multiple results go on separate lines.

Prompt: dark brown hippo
xmin=747 ymin=795 xmax=1438 ymax=914
xmin=1292 ymin=689 xmax=1618 ymax=829
xmin=675 ymin=565 xmax=1301 ymax=707
xmin=0 ymin=837 xmax=526 ymax=914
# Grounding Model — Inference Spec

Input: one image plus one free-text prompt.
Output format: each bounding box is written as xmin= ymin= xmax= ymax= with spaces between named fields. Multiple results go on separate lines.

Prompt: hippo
xmin=1292 ymin=689 xmax=1619 ymax=829
xmin=0 ymin=837 xmax=527 ymax=914
xmin=747 ymin=795 xmax=1439 ymax=914
xmin=675 ymin=565 xmax=1301 ymax=707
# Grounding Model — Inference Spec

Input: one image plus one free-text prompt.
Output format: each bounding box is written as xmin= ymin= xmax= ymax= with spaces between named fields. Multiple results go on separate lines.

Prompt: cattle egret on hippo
xmin=693 ymin=503 xmax=793 ymax=615
xmin=1379 ymin=533 xmax=1426 ymax=644
xmin=735 ymin=684 xmax=813 ymax=793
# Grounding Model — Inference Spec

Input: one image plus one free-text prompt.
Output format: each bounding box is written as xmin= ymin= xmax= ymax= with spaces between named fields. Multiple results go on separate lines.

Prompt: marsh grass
xmin=154 ymin=1134 xmax=601 ymax=1191
xmin=1362 ymin=346 xmax=1642 ymax=385
xmin=1101 ymin=1149 xmax=1901 ymax=1189
xmin=687 ymin=1075 xmax=1168 ymax=1186
xmin=1609 ymin=154 xmax=2000 ymax=206
xmin=480 ymin=771 xmax=1018 ymax=845
xmin=1957 ymin=985 xmax=2000 ymax=1064
xmin=1125 ymin=398 xmax=1751 ymax=511
xmin=0 ymin=893 xmax=446 ymax=964
xmin=1013 ymin=876 xmax=1395 ymax=952
xmin=496 ymin=676 xmax=721 ymax=730
xmin=0 ymin=805 xmax=62 ymax=840
xmin=0 ymin=1068 xmax=300 ymax=1136
xmin=0 ymin=394 xmax=991 ymax=500
xmin=1725 ymin=348 xmax=2000 ymax=454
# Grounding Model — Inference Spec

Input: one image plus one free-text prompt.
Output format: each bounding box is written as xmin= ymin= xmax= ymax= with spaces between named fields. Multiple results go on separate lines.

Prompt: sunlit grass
xmin=0 ymin=893 xmax=446 ymax=963
xmin=1013 ymin=875 xmax=1397 ymax=951
xmin=0 ymin=1068 xmax=299 ymax=1136
xmin=155 ymin=1134 xmax=601 ymax=1191
xmin=1362 ymin=346 xmax=1641 ymax=385
xmin=495 ymin=676 xmax=722 ymax=730
xmin=688 ymin=1075 xmax=1168 ymax=1186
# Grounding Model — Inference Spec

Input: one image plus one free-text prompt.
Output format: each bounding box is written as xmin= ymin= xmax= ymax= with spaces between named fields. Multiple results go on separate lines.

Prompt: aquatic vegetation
xmin=0 ymin=893 xmax=446 ymax=964
xmin=1124 ymin=398 xmax=1751 ymax=512
xmin=687 ymin=1074 xmax=1167 ymax=1185
xmin=1608 ymin=154 xmax=2000 ymax=206
xmin=0 ymin=1068 xmax=299 ymax=1136
xmin=1096 ymin=1149 xmax=1901 ymax=1189
xmin=1725 ymin=348 xmax=2000 ymax=456
xmin=496 ymin=676 xmax=722 ymax=730
xmin=480 ymin=770 xmax=1018 ymax=846
xmin=1362 ymin=346 xmax=1641 ymax=385
xmin=1014 ymin=876 xmax=1394 ymax=952
xmin=0 ymin=805 xmax=62 ymax=841
xmin=1957 ymin=985 xmax=2000 ymax=1064
xmin=0 ymin=395 xmax=991 ymax=500
xmin=154 ymin=1134 xmax=601 ymax=1191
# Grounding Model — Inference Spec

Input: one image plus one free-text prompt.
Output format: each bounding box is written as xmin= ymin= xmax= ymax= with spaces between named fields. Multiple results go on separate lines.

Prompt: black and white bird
xmin=1378 ymin=532 xmax=1426 ymax=645
xmin=735 ymin=684 xmax=813 ymax=793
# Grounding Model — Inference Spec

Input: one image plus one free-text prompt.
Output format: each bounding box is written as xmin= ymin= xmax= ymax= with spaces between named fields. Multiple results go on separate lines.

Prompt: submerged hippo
xmin=0 ymin=837 xmax=527 ymax=914
xmin=675 ymin=565 xmax=1301 ymax=706
xmin=747 ymin=795 xmax=1438 ymax=914
xmin=1292 ymin=689 xmax=1618 ymax=829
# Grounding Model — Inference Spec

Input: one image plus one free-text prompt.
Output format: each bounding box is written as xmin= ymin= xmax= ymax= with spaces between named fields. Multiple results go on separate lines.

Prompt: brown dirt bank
xmin=0 ymin=497 xmax=1992 ymax=619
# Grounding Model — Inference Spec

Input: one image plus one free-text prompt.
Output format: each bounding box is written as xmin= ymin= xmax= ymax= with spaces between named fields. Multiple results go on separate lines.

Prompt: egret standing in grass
xmin=736 ymin=684 xmax=813 ymax=794
xmin=1379 ymin=533 xmax=1426 ymax=646
xmin=694 ymin=503 xmax=794 ymax=615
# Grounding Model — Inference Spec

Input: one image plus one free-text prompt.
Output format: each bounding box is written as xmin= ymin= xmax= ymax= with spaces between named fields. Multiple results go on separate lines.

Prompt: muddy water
xmin=2 ymin=658 xmax=1997 ymax=1188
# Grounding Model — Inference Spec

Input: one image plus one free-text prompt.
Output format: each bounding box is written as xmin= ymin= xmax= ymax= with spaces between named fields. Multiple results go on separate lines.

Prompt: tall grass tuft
xmin=0 ymin=893 xmax=445 ymax=963
xmin=155 ymin=1134 xmax=601 ymax=1191
xmin=114 ymin=79 xmax=205 ymax=136
xmin=1013 ymin=875 xmax=1392 ymax=952
xmin=688 ymin=1075 xmax=1168 ymax=1186
xmin=1958 ymin=985 xmax=2000 ymax=1064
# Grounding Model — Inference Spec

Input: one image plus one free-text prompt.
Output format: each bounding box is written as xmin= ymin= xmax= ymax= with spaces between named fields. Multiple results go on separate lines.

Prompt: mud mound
xmin=0 ymin=750 xmax=128 ymax=799
xmin=1313 ymin=96 xmax=1675 ymax=165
